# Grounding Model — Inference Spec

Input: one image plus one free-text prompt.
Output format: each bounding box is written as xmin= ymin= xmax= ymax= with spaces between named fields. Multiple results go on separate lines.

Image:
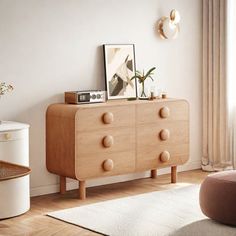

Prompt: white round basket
xmin=0 ymin=161 xmax=31 ymax=219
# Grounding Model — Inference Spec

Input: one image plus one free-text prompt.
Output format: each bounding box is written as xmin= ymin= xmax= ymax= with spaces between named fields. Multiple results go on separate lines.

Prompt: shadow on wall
xmin=93 ymin=45 xmax=106 ymax=90
xmin=75 ymin=45 xmax=106 ymax=91
xmin=14 ymin=94 xmax=64 ymax=186
xmin=5 ymin=45 xmax=106 ymax=190
xmin=169 ymin=219 xmax=236 ymax=236
xmin=11 ymin=44 xmax=105 ymax=188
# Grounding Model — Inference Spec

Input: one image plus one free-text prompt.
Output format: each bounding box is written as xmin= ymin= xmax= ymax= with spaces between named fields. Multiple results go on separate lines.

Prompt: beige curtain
xmin=202 ymin=0 xmax=232 ymax=171
xmin=227 ymin=0 xmax=236 ymax=170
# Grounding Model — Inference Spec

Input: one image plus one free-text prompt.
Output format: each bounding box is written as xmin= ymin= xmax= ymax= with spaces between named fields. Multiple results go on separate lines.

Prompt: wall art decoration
xmin=103 ymin=44 xmax=137 ymax=100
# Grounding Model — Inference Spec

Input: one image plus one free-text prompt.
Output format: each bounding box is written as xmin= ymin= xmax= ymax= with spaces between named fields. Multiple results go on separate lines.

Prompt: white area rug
xmin=48 ymin=185 xmax=236 ymax=236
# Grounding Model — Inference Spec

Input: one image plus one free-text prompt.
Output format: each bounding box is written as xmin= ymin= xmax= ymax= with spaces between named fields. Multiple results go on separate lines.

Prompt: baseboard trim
xmin=30 ymin=160 xmax=201 ymax=197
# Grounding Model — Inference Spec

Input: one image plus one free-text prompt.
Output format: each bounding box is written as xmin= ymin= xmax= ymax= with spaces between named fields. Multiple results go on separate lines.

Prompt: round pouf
xmin=200 ymin=170 xmax=236 ymax=226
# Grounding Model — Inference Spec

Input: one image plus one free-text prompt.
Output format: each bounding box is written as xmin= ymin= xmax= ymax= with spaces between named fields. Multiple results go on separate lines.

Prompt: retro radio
xmin=64 ymin=90 xmax=106 ymax=104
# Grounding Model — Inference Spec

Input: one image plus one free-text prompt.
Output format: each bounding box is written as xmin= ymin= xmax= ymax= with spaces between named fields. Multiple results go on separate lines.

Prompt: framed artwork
xmin=103 ymin=44 xmax=137 ymax=100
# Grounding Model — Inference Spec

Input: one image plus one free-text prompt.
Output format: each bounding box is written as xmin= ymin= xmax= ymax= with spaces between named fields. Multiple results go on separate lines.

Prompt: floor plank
xmin=0 ymin=169 xmax=209 ymax=236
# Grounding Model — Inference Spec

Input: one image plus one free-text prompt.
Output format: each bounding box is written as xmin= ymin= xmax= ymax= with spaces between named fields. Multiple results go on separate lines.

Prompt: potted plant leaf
xmin=131 ymin=67 xmax=156 ymax=98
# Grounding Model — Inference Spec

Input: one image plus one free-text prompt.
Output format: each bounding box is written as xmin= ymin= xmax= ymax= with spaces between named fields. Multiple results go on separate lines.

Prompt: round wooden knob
xmin=4 ymin=133 xmax=11 ymax=140
xmin=103 ymin=159 xmax=114 ymax=171
xmin=103 ymin=112 xmax=114 ymax=124
xmin=160 ymin=151 xmax=170 ymax=162
xmin=160 ymin=107 xmax=170 ymax=118
xmin=103 ymin=135 xmax=114 ymax=148
xmin=159 ymin=129 xmax=170 ymax=141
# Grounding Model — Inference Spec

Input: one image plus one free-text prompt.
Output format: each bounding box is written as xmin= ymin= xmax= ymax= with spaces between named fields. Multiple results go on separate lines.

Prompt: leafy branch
xmin=130 ymin=67 xmax=156 ymax=84
xmin=0 ymin=82 xmax=13 ymax=96
xmin=130 ymin=67 xmax=156 ymax=97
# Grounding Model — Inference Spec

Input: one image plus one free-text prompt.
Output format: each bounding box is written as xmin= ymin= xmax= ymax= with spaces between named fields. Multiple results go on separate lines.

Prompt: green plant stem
xmin=141 ymin=82 xmax=146 ymax=97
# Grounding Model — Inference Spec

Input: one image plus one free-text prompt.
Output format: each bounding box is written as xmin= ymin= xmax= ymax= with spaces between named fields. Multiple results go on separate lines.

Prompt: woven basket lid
xmin=0 ymin=161 xmax=31 ymax=181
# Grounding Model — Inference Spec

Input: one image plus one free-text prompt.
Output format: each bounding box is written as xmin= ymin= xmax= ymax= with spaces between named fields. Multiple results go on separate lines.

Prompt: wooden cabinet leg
xmin=60 ymin=176 xmax=66 ymax=194
xmin=79 ymin=180 xmax=86 ymax=200
xmin=171 ymin=166 xmax=177 ymax=183
xmin=151 ymin=169 xmax=157 ymax=179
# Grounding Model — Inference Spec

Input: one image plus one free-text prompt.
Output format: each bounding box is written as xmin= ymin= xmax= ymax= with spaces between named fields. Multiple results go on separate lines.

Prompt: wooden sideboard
xmin=46 ymin=99 xmax=189 ymax=199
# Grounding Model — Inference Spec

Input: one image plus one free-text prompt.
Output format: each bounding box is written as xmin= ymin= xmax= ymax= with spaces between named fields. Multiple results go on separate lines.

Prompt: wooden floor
xmin=0 ymin=169 xmax=209 ymax=236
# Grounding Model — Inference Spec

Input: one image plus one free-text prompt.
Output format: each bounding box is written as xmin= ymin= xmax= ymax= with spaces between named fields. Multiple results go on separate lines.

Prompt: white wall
xmin=0 ymin=0 xmax=202 ymax=196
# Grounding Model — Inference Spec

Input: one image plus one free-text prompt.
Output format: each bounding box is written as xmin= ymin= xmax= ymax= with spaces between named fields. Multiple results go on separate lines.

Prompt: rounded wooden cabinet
xmin=159 ymin=106 xmax=170 ymax=118
xmin=159 ymin=129 xmax=170 ymax=141
xmin=160 ymin=151 xmax=170 ymax=163
xmin=103 ymin=159 xmax=114 ymax=171
xmin=103 ymin=135 xmax=114 ymax=148
xmin=103 ymin=112 xmax=114 ymax=124
xmin=46 ymin=99 xmax=189 ymax=199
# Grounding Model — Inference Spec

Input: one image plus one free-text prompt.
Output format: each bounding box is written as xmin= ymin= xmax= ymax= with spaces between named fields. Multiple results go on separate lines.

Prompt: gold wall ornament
xmin=157 ymin=9 xmax=180 ymax=39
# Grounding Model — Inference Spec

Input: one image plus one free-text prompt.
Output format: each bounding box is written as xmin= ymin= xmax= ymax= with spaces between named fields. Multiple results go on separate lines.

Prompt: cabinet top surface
xmin=50 ymin=98 xmax=188 ymax=109
xmin=0 ymin=121 xmax=30 ymax=132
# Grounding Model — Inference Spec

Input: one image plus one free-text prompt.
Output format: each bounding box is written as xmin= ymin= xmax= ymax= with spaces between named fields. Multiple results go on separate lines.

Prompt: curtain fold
xmin=227 ymin=0 xmax=236 ymax=170
xmin=202 ymin=0 xmax=232 ymax=171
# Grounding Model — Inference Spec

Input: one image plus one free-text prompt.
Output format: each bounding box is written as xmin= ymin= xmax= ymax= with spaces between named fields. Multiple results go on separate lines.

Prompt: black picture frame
xmin=103 ymin=44 xmax=137 ymax=100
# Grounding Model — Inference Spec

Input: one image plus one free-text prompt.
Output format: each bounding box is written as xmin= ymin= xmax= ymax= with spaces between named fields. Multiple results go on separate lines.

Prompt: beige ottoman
xmin=199 ymin=170 xmax=236 ymax=226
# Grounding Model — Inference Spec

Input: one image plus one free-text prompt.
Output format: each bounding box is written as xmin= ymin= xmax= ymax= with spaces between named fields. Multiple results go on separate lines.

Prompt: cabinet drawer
xmin=137 ymin=121 xmax=189 ymax=148
xmin=137 ymin=100 xmax=189 ymax=124
xmin=75 ymin=151 xmax=135 ymax=179
xmin=0 ymin=129 xmax=28 ymax=142
xmin=136 ymin=144 xmax=189 ymax=171
xmin=76 ymin=127 xmax=135 ymax=155
xmin=75 ymin=105 xmax=135 ymax=132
